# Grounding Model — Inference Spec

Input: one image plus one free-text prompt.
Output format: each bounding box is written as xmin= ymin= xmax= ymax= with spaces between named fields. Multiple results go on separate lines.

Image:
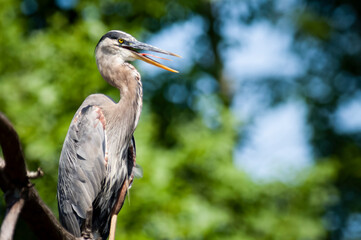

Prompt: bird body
xmin=57 ymin=30 xmax=179 ymax=239
xmin=58 ymin=62 xmax=142 ymax=239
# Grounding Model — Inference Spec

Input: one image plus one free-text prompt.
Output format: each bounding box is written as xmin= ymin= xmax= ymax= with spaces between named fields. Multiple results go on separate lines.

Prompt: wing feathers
xmin=57 ymin=104 xmax=107 ymax=236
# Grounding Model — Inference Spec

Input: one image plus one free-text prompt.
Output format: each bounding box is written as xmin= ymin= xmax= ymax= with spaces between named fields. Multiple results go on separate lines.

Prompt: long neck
xmin=118 ymin=63 xmax=143 ymax=130
xmin=97 ymin=56 xmax=143 ymax=132
xmin=95 ymin=57 xmax=143 ymax=223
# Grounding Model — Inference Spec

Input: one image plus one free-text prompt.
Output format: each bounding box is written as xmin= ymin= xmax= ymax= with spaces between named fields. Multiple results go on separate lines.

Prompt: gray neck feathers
xmin=95 ymin=54 xmax=143 ymax=207
xmin=96 ymin=55 xmax=143 ymax=133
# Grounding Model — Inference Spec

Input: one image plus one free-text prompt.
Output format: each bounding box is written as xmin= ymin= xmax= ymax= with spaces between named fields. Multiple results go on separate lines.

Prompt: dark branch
xmin=0 ymin=113 xmax=27 ymax=188
xmin=19 ymin=186 xmax=77 ymax=240
xmin=0 ymin=112 xmax=90 ymax=240
xmin=0 ymin=158 xmax=10 ymax=192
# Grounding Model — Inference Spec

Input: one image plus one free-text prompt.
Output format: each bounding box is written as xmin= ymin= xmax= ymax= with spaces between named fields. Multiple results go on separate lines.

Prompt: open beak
xmin=125 ymin=41 xmax=181 ymax=73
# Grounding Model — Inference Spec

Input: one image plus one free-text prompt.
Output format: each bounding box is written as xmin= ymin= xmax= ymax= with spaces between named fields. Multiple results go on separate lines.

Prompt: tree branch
xmin=0 ymin=113 xmax=27 ymax=188
xmin=0 ymin=112 xmax=87 ymax=240
xmin=0 ymin=193 xmax=25 ymax=240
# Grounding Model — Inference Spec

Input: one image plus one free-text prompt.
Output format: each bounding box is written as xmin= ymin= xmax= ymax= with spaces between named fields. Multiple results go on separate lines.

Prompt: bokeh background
xmin=1 ymin=0 xmax=361 ymax=239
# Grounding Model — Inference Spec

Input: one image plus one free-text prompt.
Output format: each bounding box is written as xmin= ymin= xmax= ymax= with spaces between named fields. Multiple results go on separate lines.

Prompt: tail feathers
xmin=133 ymin=163 xmax=143 ymax=179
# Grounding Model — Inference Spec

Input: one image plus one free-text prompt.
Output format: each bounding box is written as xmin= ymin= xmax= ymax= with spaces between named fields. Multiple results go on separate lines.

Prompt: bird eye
xmin=118 ymin=39 xmax=124 ymax=44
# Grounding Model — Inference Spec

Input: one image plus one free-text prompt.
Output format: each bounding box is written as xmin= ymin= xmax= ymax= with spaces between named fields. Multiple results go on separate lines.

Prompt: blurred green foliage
xmin=0 ymin=0 xmax=356 ymax=239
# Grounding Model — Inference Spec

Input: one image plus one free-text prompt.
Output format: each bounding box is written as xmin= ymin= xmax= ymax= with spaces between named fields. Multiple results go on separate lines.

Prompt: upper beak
xmin=125 ymin=41 xmax=181 ymax=73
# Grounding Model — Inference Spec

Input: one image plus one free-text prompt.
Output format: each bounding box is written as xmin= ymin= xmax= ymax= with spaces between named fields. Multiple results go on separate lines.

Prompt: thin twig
xmin=27 ymin=168 xmax=44 ymax=179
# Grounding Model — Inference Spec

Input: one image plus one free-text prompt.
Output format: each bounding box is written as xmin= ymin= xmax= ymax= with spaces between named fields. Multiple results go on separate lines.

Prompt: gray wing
xmin=57 ymin=104 xmax=107 ymax=237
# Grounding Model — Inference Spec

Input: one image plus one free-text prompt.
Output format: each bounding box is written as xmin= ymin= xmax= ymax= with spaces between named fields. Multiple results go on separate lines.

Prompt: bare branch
xmin=20 ymin=187 xmax=77 ymax=240
xmin=0 ymin=197 xmax=25 ymax=240
xmin=0 ymin=158 xmax=10 ymax=193
xmin=0 ymin=113 xmax=27 ymax=187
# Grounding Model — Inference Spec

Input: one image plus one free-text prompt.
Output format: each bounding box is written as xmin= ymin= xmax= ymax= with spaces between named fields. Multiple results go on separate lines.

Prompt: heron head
xmin=95 ymin=30 xmax=180 ymax=73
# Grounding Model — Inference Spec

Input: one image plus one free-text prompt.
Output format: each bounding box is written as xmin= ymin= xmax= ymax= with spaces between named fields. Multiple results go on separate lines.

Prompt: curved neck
xmin=97 ymin=56 xmax=143 ymax=131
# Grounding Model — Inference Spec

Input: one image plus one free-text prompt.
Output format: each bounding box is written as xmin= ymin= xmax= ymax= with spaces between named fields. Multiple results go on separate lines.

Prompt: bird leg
xmin=108 ymin=175 xmax=134 ymax=240
xmin=81 ymin=207 xmax=94 ymax=239
xmin=108 ymin=143 xmax=137 ymax=240
xmin=108 ymin=214 xmax=118 ymax=240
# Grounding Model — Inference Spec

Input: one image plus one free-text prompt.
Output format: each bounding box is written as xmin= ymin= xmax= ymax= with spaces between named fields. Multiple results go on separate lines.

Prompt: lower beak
xmin=133 ymin=52 xmax=179 ymax=73
xmin=126 ymin=41 xmax=181 ymax=73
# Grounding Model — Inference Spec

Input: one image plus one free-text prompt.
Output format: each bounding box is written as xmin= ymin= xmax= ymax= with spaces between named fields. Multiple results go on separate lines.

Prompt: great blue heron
xmin=57 ymin=30 xmax=179 ymax=240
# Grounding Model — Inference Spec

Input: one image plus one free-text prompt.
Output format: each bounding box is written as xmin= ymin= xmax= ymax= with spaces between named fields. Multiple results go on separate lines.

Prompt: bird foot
xmin=81 ymin=207 xmax=94 ymax=239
